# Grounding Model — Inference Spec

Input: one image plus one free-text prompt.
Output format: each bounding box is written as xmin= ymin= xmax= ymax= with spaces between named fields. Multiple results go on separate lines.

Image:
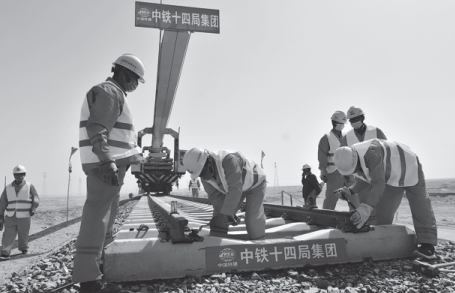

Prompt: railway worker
xmin=0 ymin=165 xmax=39 ymax=260
xmin=318 ymin=110 xmax=360 ymax=210
xmin=340 ymin=106 xmax=387 ymax=223
xmin=183 ymin=148 xmax=266 ymax=240
xmin=301 ymin=164 xmax=322 ymax=206
xmin=72 ymin=53 xmax=146 ymax=293
xmin=188 ymin=178 xmax=201 ymax=197
xmin=333 ymin=139 xmax=438 ymax=260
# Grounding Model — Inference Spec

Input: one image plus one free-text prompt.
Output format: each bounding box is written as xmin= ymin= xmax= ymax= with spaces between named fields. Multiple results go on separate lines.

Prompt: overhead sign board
xmin=206 ymin=238 xmax=348 ymax=273
xmin=135 ymin=2 xmax=220 ymax=34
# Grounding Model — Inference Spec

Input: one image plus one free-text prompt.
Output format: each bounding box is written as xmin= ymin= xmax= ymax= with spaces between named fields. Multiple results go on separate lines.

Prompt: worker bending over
xmin=73 ymin=54 xmax=146 ymax=293
xmin=0 ymin=165 xmax=39 ymax=260
xmin=333 ymin=139 xmax=437 ymax=260
xmin=183 ymin=148 xmax=266 ymax=240
xmin=188 ymin=178 xmax=201 ymax=198
xmin=301 ymin=164 xmax=322 ymax=206
xmin=318 ymin=110 xmax=359 ymax=210
xmin=341 ymin=106 xmax=387 ymax=222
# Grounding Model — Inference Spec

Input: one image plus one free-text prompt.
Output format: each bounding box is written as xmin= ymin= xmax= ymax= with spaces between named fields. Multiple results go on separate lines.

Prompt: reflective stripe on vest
xmin=5 ymin=182 xmax=32 ymax=218
xmin=325 ymin=131 xmax=342 ymax=173
xmin=79 ymin=81 xmax=141 ymax=169
xmin=190 ymin=179 xmax=199 ymax=188
xmin=205 ymin=150 xmax=266 ymax=195
xmin=352 ymin=139 xmax=419 ymax=187
xmin=346 ymin=124 xmax=378 ymax=146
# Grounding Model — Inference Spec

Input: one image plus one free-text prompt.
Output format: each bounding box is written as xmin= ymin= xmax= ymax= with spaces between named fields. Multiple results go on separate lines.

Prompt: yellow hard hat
xmin=182 ymin=148 xmax=208 ymax=179
xmin=334 ymin=147 xmax=358 ymax=175
xmin=331 ymin=111 xmax=347 ymax=124
xmin=13 ymin=165 xmax=27 ymax=174
xmin=302 ymin=164 xmax=311 ymax=170
xmin=347 ymin=106 xmax=365 ymax=119
xmin=113 ymin=54 xmax=146 ymax=83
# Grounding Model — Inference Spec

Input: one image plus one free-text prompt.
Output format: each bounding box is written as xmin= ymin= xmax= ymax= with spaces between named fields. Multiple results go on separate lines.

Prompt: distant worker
xmin=188 ymin=178 xmax=201 ymax=198
xmin=341 ymin=106 xmax=387 ymax=221
xmin=72 ymin=54 xmax=146 ymax=293
xmin=333 ymin=139 xmax=437 ymax=260
xmin=0 ymin=165 xmax=39 ymax=260
xmin=183 ymin=148 xmax=266 ymax=240
xmin=301 ymin=164 xmax=323 ymax=206
xmin=318 ymin=111 xmax=359 ymax=210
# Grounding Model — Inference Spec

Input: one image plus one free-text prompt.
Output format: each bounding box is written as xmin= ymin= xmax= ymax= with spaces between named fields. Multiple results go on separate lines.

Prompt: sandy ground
xmin=1 ymin=185 xmax=454 ymax=286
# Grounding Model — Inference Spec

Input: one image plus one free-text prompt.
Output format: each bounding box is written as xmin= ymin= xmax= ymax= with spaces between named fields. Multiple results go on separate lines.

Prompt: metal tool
xmin=412 ymin=260 xmax=455 ymax=276
xmin=335 ymin=190 xmax=357 ymax=210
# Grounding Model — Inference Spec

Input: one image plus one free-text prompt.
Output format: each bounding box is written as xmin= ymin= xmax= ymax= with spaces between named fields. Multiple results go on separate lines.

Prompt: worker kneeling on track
xmin=333 ymin=139 xmax=437 ymax=260
xmin=183 ymin=148 xmax=267 ymax=240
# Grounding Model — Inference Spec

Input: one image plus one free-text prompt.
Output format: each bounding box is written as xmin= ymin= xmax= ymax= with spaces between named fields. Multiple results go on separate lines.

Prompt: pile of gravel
xmin=0 ymin=199 xmax=139 ymax=293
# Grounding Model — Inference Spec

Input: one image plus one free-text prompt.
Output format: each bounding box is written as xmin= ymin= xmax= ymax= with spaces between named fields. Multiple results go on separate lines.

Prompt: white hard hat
xmin=331 ymin=111 xmax=347 ymax=124
xmin=302 ymin=164 xmax=311 ymax=170
xmin=113 ymin=54 xmax=146 ymax=83
xmin=334 ymin=147 xmax=358 ymax=175
xmin=182 ymin=148 xmax=208 ymax=179
xmin=13 ymin=165 xmax=27 ymax=174
xmin=347 ymin=106 xmax=364 ymax=119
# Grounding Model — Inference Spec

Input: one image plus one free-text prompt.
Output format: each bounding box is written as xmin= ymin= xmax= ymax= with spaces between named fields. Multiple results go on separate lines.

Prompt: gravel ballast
xmin=2 ymin=198 xmax=455 ymax=293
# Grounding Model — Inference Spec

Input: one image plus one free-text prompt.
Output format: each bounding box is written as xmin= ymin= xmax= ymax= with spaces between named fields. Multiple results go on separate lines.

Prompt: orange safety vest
xmin=205 ymin=150 xmax=266 ymax=194
xmin=352 ymin=139 xmax=419 ymax=187
xmin=189 ymin=179 xmax=199 ymax=189
xmin=345 ymin=124 xmax=378 ymax=146
xmin=79 ymin=80 xmax=142 ymax=171
xmin=5 ymin=182 xmax=32 ymax=218
xmin=325 ymin=131 xmax=342 ymax=173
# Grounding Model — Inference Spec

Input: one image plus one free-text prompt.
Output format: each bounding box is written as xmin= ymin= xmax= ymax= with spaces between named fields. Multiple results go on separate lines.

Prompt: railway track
xmin=103 ymin=194 xmax=417 ymax=282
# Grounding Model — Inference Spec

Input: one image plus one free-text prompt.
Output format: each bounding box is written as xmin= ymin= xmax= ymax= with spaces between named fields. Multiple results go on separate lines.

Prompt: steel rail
xmin=168 ymin=195 xmax=370 ymax=233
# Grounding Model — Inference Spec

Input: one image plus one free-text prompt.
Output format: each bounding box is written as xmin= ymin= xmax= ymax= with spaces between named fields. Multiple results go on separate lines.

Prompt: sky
xmin=1 ymin=0 xmax=454 ymax=197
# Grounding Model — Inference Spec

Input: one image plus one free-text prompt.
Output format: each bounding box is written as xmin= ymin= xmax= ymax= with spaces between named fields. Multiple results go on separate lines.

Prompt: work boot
xmin=0 ymin=254 xmax=10 ymax=260
xmin=79 ymin=280 xmax=122 ymax=293
xmin=414 ymin=243 xmax=436 ymax=260
xmin=22 ymin=250 xmax=28 ymax=255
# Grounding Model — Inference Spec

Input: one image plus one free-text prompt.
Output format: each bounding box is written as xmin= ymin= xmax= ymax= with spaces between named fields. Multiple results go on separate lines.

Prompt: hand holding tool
xmin=99 ymin=160 xmax=119 ymax=186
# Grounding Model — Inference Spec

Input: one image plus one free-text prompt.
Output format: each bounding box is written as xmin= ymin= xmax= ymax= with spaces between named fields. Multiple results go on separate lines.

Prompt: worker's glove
xmin=334 ymin=187 xmax=352 ymax=200
xmin=351 ymin=203 xmax=373 ymax=229
xmin=320 ymin=170 xmax=328 ymax=183
xmin=226 ymin=215 xmax=240 ymax=226
xmin=99 ymin=160 xmax=119 ymax=186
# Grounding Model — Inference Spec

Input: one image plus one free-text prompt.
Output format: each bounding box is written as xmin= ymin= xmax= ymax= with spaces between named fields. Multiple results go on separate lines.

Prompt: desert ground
xmin=0 ymin=178 xmax=454 ymax=286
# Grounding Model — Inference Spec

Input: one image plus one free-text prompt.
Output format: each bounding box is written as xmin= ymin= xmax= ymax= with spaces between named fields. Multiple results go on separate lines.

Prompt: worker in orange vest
xmin=333 ymin=139 xmax=437 ymax=260
xmin=183 ymin=148 xmax=266 ymax=240
xmin=72 ymin=54 xmax=146 ymax=293
xmin=0 ymin=165 xmax=39 ymax=260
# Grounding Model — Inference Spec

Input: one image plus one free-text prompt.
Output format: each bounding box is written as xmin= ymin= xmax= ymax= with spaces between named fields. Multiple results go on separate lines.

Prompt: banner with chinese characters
xmin=206 ymin=239 xmax=348 ymax=272
xmin=135 ymin=2 xmax=220 ymax=34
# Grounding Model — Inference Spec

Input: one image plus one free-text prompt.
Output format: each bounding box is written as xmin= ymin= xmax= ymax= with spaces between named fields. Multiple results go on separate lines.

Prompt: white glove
xmin=351 ymin=203 xmax=373 ymax=229
xmin=333 ymin=187 xmax=352 ymax=200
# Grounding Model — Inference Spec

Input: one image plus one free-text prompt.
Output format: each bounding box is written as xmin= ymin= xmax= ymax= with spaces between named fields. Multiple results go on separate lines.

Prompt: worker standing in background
xmin=188 ymin=178 xmax=201 ymax=197
xmin=333 ymin=139 xmax=437 ymax=260
xmin=0 ymin=165 xmax=39 ymax=260
xmin=341 ymin=106 xmax=387 ymax=222
xmin=301 ymin=164 xmax=323 ymax=206
xmin=183 ymin=148 xmax=267 ymax=240
xmin=72 ymin=54 xmax=146 ymax=293
xmin=318 ymin=111 xmax=359 ymax=210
